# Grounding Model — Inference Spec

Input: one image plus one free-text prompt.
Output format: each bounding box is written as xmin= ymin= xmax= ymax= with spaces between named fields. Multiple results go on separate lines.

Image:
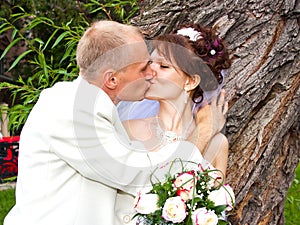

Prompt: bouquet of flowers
xmin=134 ymin=160 xmax=235 ymax=225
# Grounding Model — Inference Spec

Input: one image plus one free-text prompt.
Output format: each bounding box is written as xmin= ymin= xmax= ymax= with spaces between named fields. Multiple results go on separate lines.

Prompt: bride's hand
xmin=195 ymin=89 xmax=228 ymax=136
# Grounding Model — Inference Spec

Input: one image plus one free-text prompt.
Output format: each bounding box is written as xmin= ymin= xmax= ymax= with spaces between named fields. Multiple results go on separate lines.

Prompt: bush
xmin=0 ymin=0 xmax=138 ymax=134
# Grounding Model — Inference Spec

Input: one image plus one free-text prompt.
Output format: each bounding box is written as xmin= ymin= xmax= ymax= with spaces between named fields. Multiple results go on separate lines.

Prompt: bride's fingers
xmin=217 ymin=89 xmax=226 ymax=107
xmin=195 ymin=104 xmax=210 ymax=123
xmin=223 ymin=101 xmax=228 ymax=115
xmin=210 ymin=96 xmax=217 ymax=107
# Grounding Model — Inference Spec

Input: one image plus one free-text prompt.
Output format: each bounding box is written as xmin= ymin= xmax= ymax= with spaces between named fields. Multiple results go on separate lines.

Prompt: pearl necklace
xmin=156 ymin=129 xmax=184 ymax=144
xmin=155 ymin=117 xmax=186 ymax=144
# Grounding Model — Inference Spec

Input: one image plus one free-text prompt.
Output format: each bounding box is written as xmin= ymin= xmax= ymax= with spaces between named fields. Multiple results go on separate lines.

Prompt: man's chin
xmin=144 ymin=95 xmax=158 ymax=100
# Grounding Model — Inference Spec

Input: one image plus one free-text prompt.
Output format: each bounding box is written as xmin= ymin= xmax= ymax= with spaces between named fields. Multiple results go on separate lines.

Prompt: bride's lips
xmin=146 ymin=81 xmax=152 ymax=90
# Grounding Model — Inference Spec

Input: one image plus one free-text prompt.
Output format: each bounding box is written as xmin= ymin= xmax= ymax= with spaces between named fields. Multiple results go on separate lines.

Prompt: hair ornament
xmin=213 ymin=39 xmax=221 ymax=48
xmin=210 ymin=49 xmax=216 ymax=55
xmin=206 ymin=37 xmax=222 ymax=57
xmin=176 ymin=27 xmax=202 ymax=41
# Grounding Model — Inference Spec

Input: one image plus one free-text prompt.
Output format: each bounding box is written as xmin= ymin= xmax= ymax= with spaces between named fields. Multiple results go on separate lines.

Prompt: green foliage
xmin=84 ymin=0 xmax=139 ymax=23
xmin=1 ymin=1 xmax=139 ymax=24
xmin=0 ymin=0 xmax=138 ymax=133
xmin=0 ymin=9 xmax=82 ymax=133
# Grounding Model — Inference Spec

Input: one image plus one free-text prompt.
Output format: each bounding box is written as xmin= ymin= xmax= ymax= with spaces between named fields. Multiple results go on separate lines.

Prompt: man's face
xmin=115 ymin=41 xmax=154 ymax=101
xmin=116 ymin=60 xmax=153 ymax=101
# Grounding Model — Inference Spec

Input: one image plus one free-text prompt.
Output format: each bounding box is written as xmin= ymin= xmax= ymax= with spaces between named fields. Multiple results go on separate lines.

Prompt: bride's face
xmin=145 ymin=49 xmax=188 ymax=101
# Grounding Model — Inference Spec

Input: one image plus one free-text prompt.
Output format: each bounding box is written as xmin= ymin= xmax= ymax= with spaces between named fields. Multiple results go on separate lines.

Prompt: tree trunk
xmin=132 ymin=0 xmax=300 ymax=224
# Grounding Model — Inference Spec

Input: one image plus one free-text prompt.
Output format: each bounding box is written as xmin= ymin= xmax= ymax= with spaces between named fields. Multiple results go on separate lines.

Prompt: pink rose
xmin=174 ymin=171 xmax=196 ymax=201
xmin=162 ymin=196 xmax=187 ymax=223
xmin=192 ymin=207 xmax=218 ymax=225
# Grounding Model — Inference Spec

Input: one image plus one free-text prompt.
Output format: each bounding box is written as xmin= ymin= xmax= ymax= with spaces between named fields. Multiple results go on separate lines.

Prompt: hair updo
xmin=175 ymin=24 xmax=232 ymax=104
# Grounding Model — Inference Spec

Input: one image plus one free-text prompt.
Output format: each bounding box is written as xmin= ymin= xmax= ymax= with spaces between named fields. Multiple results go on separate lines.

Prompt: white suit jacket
xmin=4 ymin=77 xmax=204 ymax=225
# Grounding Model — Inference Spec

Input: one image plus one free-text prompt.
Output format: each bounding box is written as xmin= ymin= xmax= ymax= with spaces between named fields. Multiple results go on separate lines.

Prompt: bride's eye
xmin=160 ymin=64 xmax=170 ymax=68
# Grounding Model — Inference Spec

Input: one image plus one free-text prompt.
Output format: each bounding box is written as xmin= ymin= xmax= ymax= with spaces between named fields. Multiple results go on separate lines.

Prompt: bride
xmin=118 ymin=24 xmax=231 ymax=178
xmin=116 ymin=24 xmax=232 ymax=224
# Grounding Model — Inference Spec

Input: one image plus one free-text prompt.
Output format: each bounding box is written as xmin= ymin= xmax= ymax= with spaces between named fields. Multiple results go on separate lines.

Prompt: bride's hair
xmin=153 ymin=24 xmax=232 ymax=105
xmin=176 ymin=24 xmax=231 ymax=79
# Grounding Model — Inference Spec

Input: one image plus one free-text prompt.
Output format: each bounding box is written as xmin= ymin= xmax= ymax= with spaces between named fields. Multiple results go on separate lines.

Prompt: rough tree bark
xmin=132 ymin=0 xmax=300 ymax=224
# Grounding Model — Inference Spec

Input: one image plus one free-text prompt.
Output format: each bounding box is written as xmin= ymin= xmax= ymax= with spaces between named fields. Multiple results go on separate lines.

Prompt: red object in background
xmin=0 ymin=136 xmax=19 ymax=182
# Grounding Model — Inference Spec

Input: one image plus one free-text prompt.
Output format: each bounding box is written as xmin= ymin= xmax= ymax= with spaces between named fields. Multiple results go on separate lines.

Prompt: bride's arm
xmin=203 ymin=133 xmax=229 ymax=179
xmin=187 ymin=90 xmax=228 ymax=155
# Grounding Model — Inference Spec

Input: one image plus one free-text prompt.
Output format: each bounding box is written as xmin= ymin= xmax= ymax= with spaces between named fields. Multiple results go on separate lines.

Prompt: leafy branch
xmin=0 ymin=1 xmax=139 ymax=134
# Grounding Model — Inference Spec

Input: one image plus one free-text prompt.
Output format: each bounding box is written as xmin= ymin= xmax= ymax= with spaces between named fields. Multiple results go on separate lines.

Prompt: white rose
xmin=162 ymin=196 xmax=187 ymax=223
xmin=192 ymin=207 xmax=218 ymax=225
xmin=134 ymin=193 xmax=159 ymax=214
xmin=208 ymin=184 xmax=235 ymax=211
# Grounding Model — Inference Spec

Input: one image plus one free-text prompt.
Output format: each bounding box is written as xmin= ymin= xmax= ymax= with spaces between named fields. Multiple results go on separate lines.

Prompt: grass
xmin=0 ymin=188 xmax=15 ymax=225
xmin=284 ymin=162 xmax=300 ymax=225
xmin=0 ymin=164 xmax=299 ymax=225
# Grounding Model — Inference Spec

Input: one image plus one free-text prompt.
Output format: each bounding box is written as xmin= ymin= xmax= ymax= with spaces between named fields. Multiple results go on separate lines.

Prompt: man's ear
xmin=184 ymin=74 xmax=201 ymax=91
xmin=103 ymin=70 xmax=118 ymax=90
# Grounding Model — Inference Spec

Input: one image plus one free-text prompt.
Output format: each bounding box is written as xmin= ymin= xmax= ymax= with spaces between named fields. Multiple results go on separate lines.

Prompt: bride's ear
xmin=184 ymin=74 xmax=201 ymax=91
xmin=104 ymin=70 xmax=118 ymax=90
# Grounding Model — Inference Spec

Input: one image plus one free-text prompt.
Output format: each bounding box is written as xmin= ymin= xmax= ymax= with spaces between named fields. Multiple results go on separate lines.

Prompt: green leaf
xmin=37 ymin=53 xmax=49 ymax=82
xmin=0 ymin=37 xmax=23 ymax=60
xmin=11 ymin=28 xmax=18 ymax=40
xmin=7 ymin=49 xmax=34 ymax=71
xmin=218 ymin=219 xmax=229 ymax=225
xmin=213 ymin=204 xmax=228 ymax=214
xmin=0 ymin=25 xmax=14 ymax=37
xmin=0 ymin=21 xmax=11 ymax=32
xmin=90 ymin=7 xmax=104 ymax=13
xmin=10 ymin=12 xmax=25 ymax=18
xmin=59 ymin=45 xmax=74 ymax=64
xmin=39 ymin=17 xmax=55 ymax=25
xmin=34 ymin=38 xmax=45 ymax=45
xmin=12 ymin=14 xmax=31 ymax=24
xmin=51 ymin=31 xmax=69 ymax=49
xmin=65 ymin=19 xmax=73 ymax=27
xmin=26 ymin=18 xmax=45 ymax=30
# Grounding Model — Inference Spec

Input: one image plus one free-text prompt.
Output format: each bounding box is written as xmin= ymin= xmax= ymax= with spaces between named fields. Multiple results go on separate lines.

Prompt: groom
xmin=4 ymin=20 xmax=224 ymax=225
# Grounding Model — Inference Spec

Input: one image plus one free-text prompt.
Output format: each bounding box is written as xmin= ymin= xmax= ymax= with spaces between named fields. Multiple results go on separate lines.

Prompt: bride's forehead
xmin=150 ymin=49 xmax=172 ymax=63
xmin=150 ymin=50 xmax=164 ymax=60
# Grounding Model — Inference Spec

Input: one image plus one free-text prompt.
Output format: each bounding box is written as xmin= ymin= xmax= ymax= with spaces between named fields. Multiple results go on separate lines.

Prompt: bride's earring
xmin=184 ymin=87 xmax=188 ymax=104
